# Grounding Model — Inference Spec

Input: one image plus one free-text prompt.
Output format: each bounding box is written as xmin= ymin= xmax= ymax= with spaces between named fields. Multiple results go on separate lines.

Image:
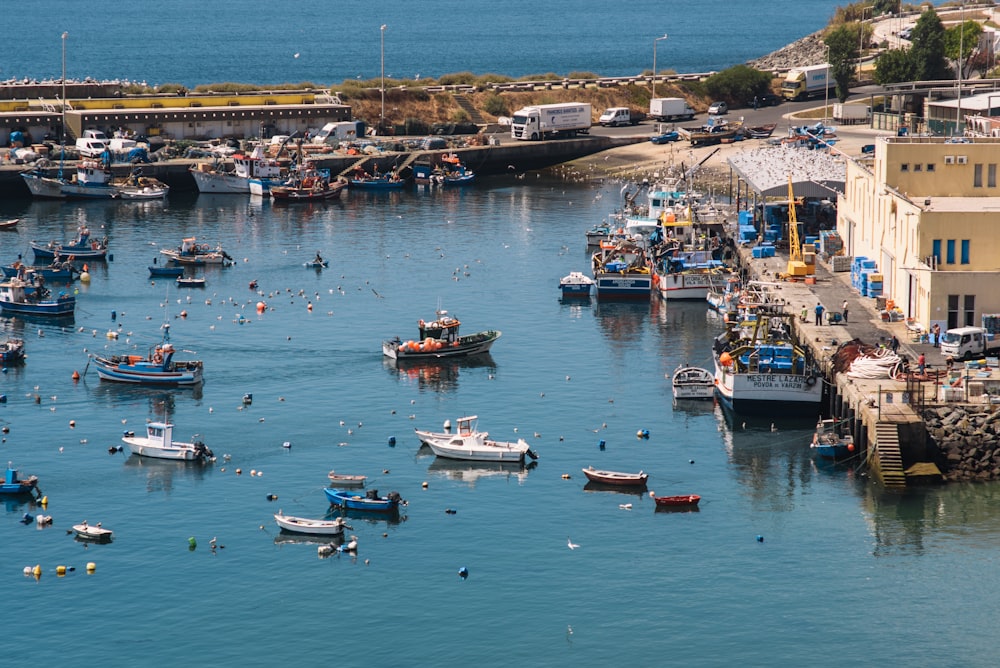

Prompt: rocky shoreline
xmin=923 ymin=406 xmax=1000 ymax=482
xmin=746 ymin=30 xmax=831 ymax=72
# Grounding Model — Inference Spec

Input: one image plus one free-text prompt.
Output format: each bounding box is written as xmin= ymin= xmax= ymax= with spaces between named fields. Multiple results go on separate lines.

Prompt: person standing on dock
xmin=890 ymin=334 xmax=899 ymax=354
xmin=932 ymin=323 xmax=941 ymax=348
xmin=918 ymin=352 xmax=926 ymax=376
xmin=842 ymin=300 xmax=849 ymax=323
xmin=814 ymin=302 xmax=825 ymax=326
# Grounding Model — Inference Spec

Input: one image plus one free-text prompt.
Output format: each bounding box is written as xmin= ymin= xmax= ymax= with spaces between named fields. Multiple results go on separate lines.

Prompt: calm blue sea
xmin=0 ymin=177 xmax=997 ymax=667
xmin=3 ymin=0 xmax=928 ymax=88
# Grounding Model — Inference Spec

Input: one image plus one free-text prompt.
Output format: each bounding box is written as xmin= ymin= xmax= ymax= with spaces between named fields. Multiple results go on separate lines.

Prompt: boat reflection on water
xmin=273 ymin=531 xmax=347 ymax=548
xmin=121 ymin=453 xmax=214 ymax=493
xmin=86 ymin=383 xmax=203 ymax=415
xmin=329 ymin=505 xmax=407 ymax=528
xmin=426 ymin=457 xmax=534 ymax=488
xmin=582 ymin=481 xmax=649 ymax=497
xmin=383 ymin=354 xmax=497 ymax=393
xmin=593 ymin=300 xmax=652 ymax=347
xmin=654 ymin=503 xmax=701 ymax=513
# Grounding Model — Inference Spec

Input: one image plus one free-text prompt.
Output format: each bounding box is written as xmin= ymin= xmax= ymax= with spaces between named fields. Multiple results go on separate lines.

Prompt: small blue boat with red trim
xmin=324 ymin=488 xmax=404 ymax=513
xmin=31 ymin=226 xmax=108 ymax=262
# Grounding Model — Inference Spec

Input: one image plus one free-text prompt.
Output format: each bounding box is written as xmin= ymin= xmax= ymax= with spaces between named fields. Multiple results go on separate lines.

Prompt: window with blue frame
xmin=961 ymin=239 xmax=970 ymax=264
xmin=946 ymin=239 xmax=955 ymax=264
xmin=932 ymin=239 xmax=941 ymax=265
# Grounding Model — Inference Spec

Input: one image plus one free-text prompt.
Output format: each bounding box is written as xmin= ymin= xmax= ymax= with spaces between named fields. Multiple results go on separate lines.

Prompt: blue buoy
xmin=388 ymin=436 xmax=396 ymax=447
xmin=642 ymin=429 xmax=650 ymax=439
xmin=445 ymin=508 xmax=457 ymax=515
xmin=21 ymin=513 xmax=33 ymax=525
xmin=108 ymin=253 xmax=114 ymax=262
xmin=756 ymin=535 xmax=764 ymax=543
xmin=0 ymin=394 xmax=6 ymax=403
xmin=458 ymin=566 xmax=469 ymax=579
xmin=598 ymin=439 xmax=606 ymax=450
xmin=111 ymin=310 xmax=117 ymax=321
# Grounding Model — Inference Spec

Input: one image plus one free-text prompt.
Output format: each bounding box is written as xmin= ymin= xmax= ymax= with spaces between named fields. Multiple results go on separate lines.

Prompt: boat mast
xmin=60 ymin=31 xmax=67 ymax=180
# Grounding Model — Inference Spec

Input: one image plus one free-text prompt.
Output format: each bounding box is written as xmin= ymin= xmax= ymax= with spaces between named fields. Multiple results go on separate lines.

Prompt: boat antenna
xmin=59 ymin=31 xmax=68 ymax=180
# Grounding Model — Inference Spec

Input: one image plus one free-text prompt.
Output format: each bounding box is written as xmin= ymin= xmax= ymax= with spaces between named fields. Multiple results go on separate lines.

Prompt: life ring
xmin=152 ymin=353 xmax=163 ymax=364
xmin=805 ymin=375 xmax=817 ymax=386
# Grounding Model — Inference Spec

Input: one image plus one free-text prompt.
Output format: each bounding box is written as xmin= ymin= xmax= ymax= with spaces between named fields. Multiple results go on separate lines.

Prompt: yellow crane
xmin=784 ymin=175 xmax=815 ymax=278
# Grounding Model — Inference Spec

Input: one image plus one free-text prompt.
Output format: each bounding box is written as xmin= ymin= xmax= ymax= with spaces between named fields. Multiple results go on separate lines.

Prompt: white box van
xmin=75 ymin=137 xmax=109 ymax=158
xmin=940 ymin=326 xmax=990 ymax=360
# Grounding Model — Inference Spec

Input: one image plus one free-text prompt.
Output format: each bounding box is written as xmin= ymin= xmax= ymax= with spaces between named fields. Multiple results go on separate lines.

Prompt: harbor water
xmin=0 ymin=179 xmax=999 ymax=666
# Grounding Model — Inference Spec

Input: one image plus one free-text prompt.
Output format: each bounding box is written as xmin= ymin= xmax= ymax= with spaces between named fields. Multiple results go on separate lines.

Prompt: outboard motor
xmin=387 ymin=491 xmax=403 ymax=505
xmin=366 ymin=489 xmax=380 ymax=500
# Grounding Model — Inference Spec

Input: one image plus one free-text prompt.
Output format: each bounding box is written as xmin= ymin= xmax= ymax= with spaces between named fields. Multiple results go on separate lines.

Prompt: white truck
xmin=781 ymin=64 xmax=833 ymax=101
xmin=598 ymin=107 xmax=645 ymax=127
xmin=940 ymin=326 xmax=1000 ymax=360
xmin=511 ymin=102 xmax=591 ymax=140
xmin=648 ymin=97 xmax=695 ymax=122
xmin=75 ymin=129 xmax=109 ymax=158
xmin=833 ymin=103 xmax=871 ymax=124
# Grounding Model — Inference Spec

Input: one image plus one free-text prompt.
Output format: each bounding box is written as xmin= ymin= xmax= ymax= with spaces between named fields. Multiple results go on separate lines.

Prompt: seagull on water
xmin=567 ymin=537 xmax=580 ymax=550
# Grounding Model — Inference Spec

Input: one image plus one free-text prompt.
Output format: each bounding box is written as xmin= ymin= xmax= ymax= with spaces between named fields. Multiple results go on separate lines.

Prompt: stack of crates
xmin=867 ymin=273 xmax=883 ymax=298
xmin=738 ymin=210 xmax=753 ymax=226
xmin=763 ymin=224 xmax=781 ymax=243
xmin=751 ymin=243 xmax=776 ymax=259
xmin=852 ymin=257 xmax=877 ymax=296
xmin=738 ymin=225 xmax=757 ymax=245
xmin=819 ymin=230 xmax=844 ymax=256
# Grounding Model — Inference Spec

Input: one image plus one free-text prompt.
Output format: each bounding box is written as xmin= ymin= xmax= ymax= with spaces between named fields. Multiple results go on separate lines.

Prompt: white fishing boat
xmin=415 ymin=416 xmax=538 ymax=463
xmin=274 ymin=513 xmax=349 ymax=536
xmin=121 ymin=421 xmax=214 ymax=461
xmin=671 ymin=365 xmax=716 ymax=400
xmin=713 ymin=313 xmax=823 ymax=414
xmin=559 ymin=271 xmax=594 ymax=298
xmin=73 ymin=521 xmax=113 ymax=542
xmin=189 ymin=142 xmax=286 ymax=194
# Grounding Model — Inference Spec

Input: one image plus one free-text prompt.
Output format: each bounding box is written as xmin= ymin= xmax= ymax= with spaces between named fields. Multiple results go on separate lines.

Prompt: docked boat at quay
xmin=591 ymin=238 xmax=653 ymax=300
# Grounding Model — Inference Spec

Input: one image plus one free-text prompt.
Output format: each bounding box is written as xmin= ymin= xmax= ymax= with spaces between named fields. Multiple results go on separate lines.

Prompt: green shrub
xmin=482 ymin=94 xmax=509 ymax=116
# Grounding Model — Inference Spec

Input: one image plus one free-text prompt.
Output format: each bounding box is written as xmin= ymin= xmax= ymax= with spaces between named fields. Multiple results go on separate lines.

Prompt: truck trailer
xmin=648 ymin=97 xmax=695 ymax=122
xmin=781 ymin=64 xmax=833 ymax=101
xmin=511 ymin=103 xmax=591 ymax=140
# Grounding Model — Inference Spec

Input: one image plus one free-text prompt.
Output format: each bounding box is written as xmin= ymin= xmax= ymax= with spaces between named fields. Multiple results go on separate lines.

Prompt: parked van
xmin=599 ymin=107 xmax=642 ymax=127
xmin=940 ymin=326 xmax=994 ymax=360
xmin=75 ymin=137 xmax=109 ymax=158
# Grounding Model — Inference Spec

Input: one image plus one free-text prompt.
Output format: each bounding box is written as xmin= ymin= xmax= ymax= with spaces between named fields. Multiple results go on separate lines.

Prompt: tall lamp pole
xmin=61 ymin=31 xmax=67 ymax=152
xmin=380 ymin=24 xmax=386 ymax=134
xmin=858 ymin=5 xmax=872 ymax=82
xmin=824 ymin=46 xmax=830 ymax=125
xmin=957 ymin=5 xmax=964 ymax=136
xmin=652 ymin=34 xmax=668 ymax=98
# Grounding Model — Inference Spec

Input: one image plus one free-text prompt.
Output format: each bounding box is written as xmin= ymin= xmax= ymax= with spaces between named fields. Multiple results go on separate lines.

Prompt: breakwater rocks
xmin=747 ymin=30 xmax=829 ymax=72
xmin=923 ymin=405 xmax=1000 ymax=481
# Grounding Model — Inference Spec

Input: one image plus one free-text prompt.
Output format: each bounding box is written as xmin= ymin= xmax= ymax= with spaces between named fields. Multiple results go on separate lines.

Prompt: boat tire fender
xmin=805 ymin=375 xmax=817 ymax=386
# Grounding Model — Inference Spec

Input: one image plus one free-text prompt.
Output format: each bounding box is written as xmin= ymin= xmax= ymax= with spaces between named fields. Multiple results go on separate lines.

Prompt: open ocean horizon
xmin=3 ymin=3 xmax=996 ymax=667
xmin=4 ymin=1 xmax=942 ymax=89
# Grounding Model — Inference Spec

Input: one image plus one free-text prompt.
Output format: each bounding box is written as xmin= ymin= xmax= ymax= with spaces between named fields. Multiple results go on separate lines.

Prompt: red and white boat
xmin=652 ymin=493 xmax=701 ymax=508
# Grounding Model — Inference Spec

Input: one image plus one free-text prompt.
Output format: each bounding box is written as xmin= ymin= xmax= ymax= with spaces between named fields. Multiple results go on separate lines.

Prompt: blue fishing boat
xmin=92 ymin=331 xmax=203 ymax=386
xmin=559 ymin=271 xmax=594 ymax=298
xmin=31 ymin=226 xmax=108 ymax=261
xmin=2 ymin=261 xmax=80 ymax=283
xmin=0 ymin=279 xmax=75 ymax=317
xmin=348 ymin=167 xmax=406 ymax=190
xmin=324 ymin=488 xmax=404 ymax=513
xmin=810 ymin=419 xmax=855 ymax=460
xmin=0 ymin=464 xmax=40 ymax=497
xmin=0 ymin=338 xmax=25 ymax=365
xmin=413 ymin=155 xmax=476 ymax=186
xmin=148 ymin=265 xmax=185 ymax=277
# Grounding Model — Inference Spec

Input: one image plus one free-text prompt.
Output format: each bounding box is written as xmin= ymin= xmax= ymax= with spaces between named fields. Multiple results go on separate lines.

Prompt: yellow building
xmin=838 ymin=136 xmax=1000 ymax=333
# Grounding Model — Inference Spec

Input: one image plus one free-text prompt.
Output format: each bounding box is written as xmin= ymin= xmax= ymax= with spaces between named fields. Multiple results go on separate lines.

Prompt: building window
xmin=990 ymin=164 xmax=997 ymax=188
xmin=901 ymin=163 xmax=909 ymax=172
xmin=927 ymin=163 xmax=935 ymax=172
xmin=964 ymin=294 xmax=976 ymax=327
xmin=975 ymin=163 xmax=983 ymax=187
xmin=933 ymin=239 xmax=942 ymax=265
xmin=946 ymin=240 xmax=956 ymax=264
xmin=948 ymin=294 xmax=959 ymax=329
xmin=961 ymin=239 xmax=970 ymax=264
xmin=914 ymin=164 xmax=923 ymax=172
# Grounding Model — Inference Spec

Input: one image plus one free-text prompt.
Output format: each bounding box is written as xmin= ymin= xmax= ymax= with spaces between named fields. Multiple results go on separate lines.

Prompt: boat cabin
xmin=455 ymin=416 xmax=478 ymax=436
xmin=418 ymin=311 xmax=461 ymax=343
xmin=143 ymin=421 xmax=173 ymax=446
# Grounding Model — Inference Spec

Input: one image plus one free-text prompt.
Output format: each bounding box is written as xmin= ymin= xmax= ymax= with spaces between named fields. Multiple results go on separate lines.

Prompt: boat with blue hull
xmin=0 ymin=279 xmax=75 ymax=317
xmin=591 ymin=239 xmax=653 ymax=300
xmin=31 ymin=227 xmax=108 ymax=262
xmin=0 ymin=464 xmax=40 ymax=497
xmin=2 ymin=261 xmax=80 ymax=283
xmin=0 ymin=338 xmax=25 ymax=366
xmin=148 ymin=265 xmax=185 ymax=277
xmin=348 ymin=167 xmax=406 ymax=190
xmin=413 ymin=155 xmax=476 ymax=186
xmin=559 ymin=271 xmax=594 ymax=298
xmin=810 ymin=419 xmax=855 ymax=460
xmin=92 ymin=339 xmax=204 ymax=386
xmin=324 ymin=488 xmax=404 ymax=513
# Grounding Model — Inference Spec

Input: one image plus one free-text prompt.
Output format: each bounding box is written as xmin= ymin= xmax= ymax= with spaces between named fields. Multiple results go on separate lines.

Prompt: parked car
xmin=758 ymin=93 xmax=782 ymax=107
xmin=707 ymin=101 xmax=728 ymax=116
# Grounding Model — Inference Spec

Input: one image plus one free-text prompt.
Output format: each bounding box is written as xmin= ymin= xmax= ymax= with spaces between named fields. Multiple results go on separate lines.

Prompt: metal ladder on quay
xmin=873 ymin=422 xmax=906 ymax=488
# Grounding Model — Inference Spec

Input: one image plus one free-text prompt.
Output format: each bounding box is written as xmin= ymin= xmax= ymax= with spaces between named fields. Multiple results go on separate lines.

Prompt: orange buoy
xmin=720 ymin=352 xmax=732 ymax=366
xmin=72 ymin=370 xmax=80 ymax=380
xmin=256 ymin=301 xmax=266 ymax=314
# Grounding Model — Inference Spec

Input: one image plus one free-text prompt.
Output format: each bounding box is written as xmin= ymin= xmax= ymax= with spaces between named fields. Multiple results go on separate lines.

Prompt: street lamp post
xmin=858 ymin=5 xmax=872 ymax=82
xmin=61 ymin=31 xmax=67 ymax=159
xmin=652 ymin=34 xmax=668 ymax=98
xmin=824 ymin=46 xmax=830 ymax=125
xmin=957 ymin=5 xmax=964 ymax=135
xmin=380 ymin=24 xmax=386 ymax=134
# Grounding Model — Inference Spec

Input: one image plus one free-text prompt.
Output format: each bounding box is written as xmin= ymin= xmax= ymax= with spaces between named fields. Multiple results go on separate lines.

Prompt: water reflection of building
xmin=383 ymin=354 xmax=497 ymax=393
